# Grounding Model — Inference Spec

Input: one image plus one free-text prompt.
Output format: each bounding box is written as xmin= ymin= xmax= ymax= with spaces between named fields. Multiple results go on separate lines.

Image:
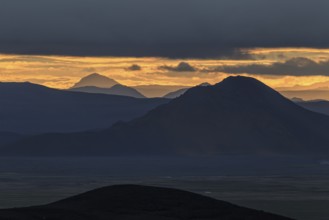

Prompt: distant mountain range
xmin=280 ymin=90 xmax=329 ymax=101
xmin=163 ymin=82 xmax=329 ymax=101
xmin=70 ymin=85 xmax=145 ymax=98
xmin=0 ymin=82 xmax=168 ymax=135
xmin=276 ymin=81 xmax=329 ymax=91
xmin=297 ymin=99 xmax=329 ymax=116
xmin=71 ymin=73 xmax=192 ymax=98
xmin=3 ymin=76 xmax=329 ymax=157
xmin=133 ymin=85 xmax=189 ymax=97
xmin=0 ymin=185 xmax=293 ymax=220
xmin=163 ymin=82 xmax=211 ymax=98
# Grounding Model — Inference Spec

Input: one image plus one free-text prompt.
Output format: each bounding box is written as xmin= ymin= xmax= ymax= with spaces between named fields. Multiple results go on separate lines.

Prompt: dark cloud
xmin=214 ymin=57 xmax=329 ymax=76
xmin=159 ymin=62 xmax=196 ymax=72
xmin=126 ymin=64 xmax=142 ymax=71
xmin=0 ymin=0 xmax=329 ymax=58
xmin=0 ymin=56 xmax=62 ymax=63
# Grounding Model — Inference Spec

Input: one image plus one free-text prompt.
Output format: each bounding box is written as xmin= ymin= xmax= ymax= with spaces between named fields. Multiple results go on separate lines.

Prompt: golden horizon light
xmin=1 ymin=48 xmax=329 ymax=91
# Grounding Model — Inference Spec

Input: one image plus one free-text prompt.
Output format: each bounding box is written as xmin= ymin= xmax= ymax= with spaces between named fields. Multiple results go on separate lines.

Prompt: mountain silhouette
xmin=163 ymin=87 xmax=189 ymax=98
xmin=163 ymin=82 xmax=210 ymax=98
xmin=0 ymin=82 xmax=167 ymax=134
xmin=70 ymin=84 xmax=146 ymax=98
xmin=133 ymin=85 xmax=189 ymax=97
xmin=0 ymin=185 xmax=293 ymax=220
xmin=3 ymin=76 xmax=329 ymax=156
xmin=71 ymin=73 xmax=119 ymax=88
xmin=71 ymin=73 xmax=147 ymax=98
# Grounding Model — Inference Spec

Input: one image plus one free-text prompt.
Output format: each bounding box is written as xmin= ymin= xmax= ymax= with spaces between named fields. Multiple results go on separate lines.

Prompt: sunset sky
xmin=1 ymin=1 xmax=329 ymax=89
xmin=2 ymin=48 xmax=329 ymax=89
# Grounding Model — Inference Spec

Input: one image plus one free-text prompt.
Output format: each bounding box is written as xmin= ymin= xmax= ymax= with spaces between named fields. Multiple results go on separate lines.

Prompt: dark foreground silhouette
xmin=0 ymin=185 xmax=293 ymax=220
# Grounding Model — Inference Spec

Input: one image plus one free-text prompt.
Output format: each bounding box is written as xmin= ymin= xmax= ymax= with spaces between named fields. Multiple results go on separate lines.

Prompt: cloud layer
xmin=159 ymin=62 xmax=196 ymax=72
xmin=216 ymin=57 xmax=329 ymax=76
xmin=1 ymin=0 xmax=329 ymax=58
xmin=126 ymin=64 xmax=142 ymax=71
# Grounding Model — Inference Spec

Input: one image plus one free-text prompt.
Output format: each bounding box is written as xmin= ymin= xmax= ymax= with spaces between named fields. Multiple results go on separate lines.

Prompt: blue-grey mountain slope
xmin=296 ymin=99 xmax=329 ymax=116
xmin=163 ymin=82 xmax=210 ymax=98
xmin=3 ymin=76 xmax=329 ymax=156
xmin=0 ymin=82 xmax=167 ymax=134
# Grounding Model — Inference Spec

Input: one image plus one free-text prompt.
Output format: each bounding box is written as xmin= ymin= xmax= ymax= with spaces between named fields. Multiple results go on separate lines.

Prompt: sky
xmin=1 ymin=0 xmax=329 ymax=89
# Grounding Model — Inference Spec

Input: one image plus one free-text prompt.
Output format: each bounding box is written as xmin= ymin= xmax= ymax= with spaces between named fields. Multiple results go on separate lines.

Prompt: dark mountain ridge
xmin=0 ymin=185 xmax=293 ymax=220
xmin=133 ymin=84 xmax=189 ymax=97
xmin=0 ymin=82 xmax=168 ymax=134
xmin=163 ymin=82 xmax=210 ymax=98
xmin=3 ymin=76 xmax=329 ymax=156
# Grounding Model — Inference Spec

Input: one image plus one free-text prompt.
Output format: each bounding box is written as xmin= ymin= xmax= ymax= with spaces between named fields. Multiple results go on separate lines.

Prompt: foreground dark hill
xmin=4 ymin=76 xmax=329 ymax=156
xmin=70 ymin=84 xmax=146 ymax=98
xmin=0 ymin=185 xmax=293 ymax=220
xmin=0 ymin=82 xmax=167 ymax=134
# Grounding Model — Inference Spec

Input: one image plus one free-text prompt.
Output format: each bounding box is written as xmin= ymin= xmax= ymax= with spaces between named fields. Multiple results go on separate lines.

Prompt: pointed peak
xmin=111 ymin=84 xmax=126 ymax=88
xmin=83 ymin=73 xmax=108 ymax=79
xmin=72 ymin=73 xmax=119 ymax=89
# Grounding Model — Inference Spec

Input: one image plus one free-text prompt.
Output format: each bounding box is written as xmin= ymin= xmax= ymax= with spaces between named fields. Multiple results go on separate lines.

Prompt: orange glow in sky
xmin=1 ymin=48 xmax=329 ymax=90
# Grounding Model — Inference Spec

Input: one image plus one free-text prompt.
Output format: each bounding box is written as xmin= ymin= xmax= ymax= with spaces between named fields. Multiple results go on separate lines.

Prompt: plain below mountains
xmin=0 ymin=185 xmax=293 ymax=220
xmin=4 ymin=76 xmax=329 ymax=157
xmin=0 ymin=82 xmax=168 ymax=135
